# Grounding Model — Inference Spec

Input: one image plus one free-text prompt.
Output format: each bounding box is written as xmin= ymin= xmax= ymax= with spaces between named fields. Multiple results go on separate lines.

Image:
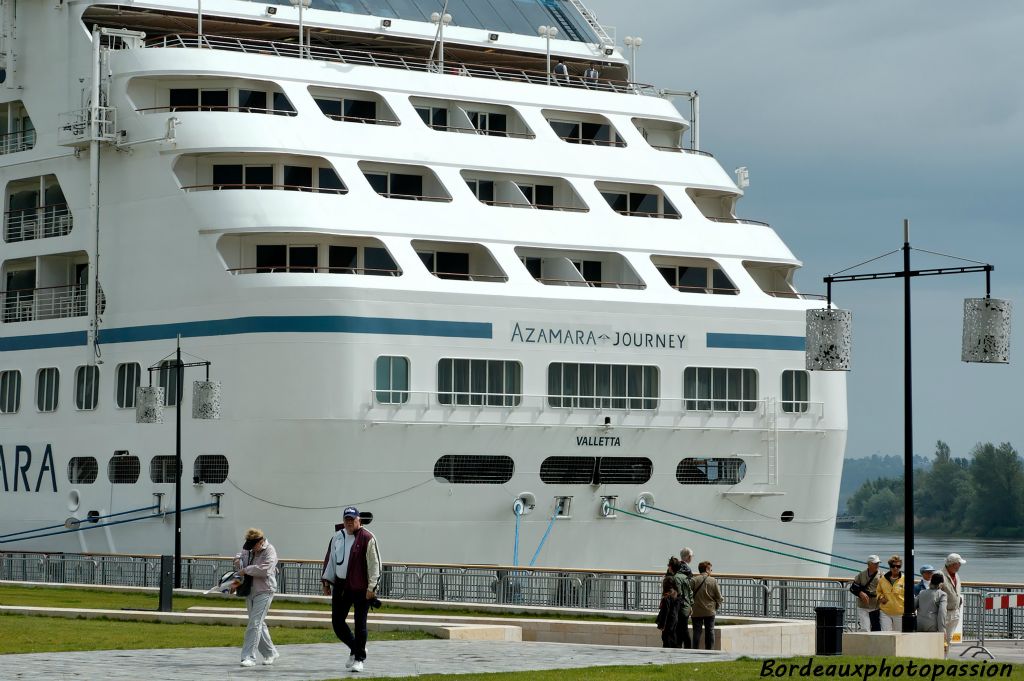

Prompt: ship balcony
xmin=176 ymin=154 xmax=347 ymax=194
xmin=219 ymin=234 xmax=402 ymax=277
xmin=412 ymin=97 xmax=534 ymax=139
xmin=516 ymin=247 xmax=645 ymax=290
xmin=0 ymin=101 xmax=35 ymax=155
xmin=597 ymin=182 xmax=681 ymax=219
xmin=3 ymin=205 xmax=73 ymax=243
xmin=544 ymin=110 xmax=626 ymax=147
xmin=1 ymin=284 xmax=87 ymax=323
xmin=364 ymin=391 xmax=826 ymax=430
xmin=0 ymin=129 xmax=36 ymax=155
xmin=462 ymin=172 xmax=588 ymax=213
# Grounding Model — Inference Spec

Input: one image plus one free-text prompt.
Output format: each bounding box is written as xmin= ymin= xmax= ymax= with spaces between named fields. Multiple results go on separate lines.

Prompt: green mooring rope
xmin=610 ymin=506 xmax=860 ymax=573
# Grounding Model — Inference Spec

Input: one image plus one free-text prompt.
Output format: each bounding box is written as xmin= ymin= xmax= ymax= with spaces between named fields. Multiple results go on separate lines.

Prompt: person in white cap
xmin=849 ymin=555 xmax=882 ymax=631
xmin=939 ymin=553 xmax=966 ymax=644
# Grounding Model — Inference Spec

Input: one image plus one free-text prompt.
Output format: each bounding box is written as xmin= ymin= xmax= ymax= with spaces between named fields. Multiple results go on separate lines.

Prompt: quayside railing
xmin=143 ymin=34 xmax=660 ymax=97
xmin=4 ymin=551 xmax=1020 ymax=641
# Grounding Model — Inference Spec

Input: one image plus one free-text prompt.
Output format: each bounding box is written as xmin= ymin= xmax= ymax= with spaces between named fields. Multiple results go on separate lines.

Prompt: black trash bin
xmin=814 ymin=606 xmax=844 ymax=655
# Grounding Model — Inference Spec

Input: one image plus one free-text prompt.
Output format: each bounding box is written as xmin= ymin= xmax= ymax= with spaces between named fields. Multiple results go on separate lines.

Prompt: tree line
xmin=846 ymin=441 xmax=1024 ymax=538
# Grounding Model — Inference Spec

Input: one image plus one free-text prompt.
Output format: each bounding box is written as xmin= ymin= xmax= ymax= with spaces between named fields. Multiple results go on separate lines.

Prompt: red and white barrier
xmin=984 ymin=593 xmax=1024 ymax=610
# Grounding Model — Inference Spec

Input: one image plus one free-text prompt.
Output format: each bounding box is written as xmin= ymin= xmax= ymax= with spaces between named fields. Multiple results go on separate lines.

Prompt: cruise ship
xmin=0 ymin=0 xmax=847 ymax=576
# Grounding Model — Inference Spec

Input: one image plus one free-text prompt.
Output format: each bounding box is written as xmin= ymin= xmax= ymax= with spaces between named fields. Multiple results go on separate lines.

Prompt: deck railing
xmin=479 ymin=200 xmax=588 ymax=213
xmin=135 ymin=105 xmax=297 ymax=116
xmin=181 ymin=183 xmax=347 ymax=194
xmin=144 ymin=34 xmax=660 ymax=97
xmin=707 ymin=216 xmax=773 ymax=227
xmin=1 ymin=283 xmax=87 ymax=323
xmin=0 ymin=129 xmax=36 ymax=155
xmin=3 ymin=204 xmax=73 ymax=242
xmin=227 ymin=266 xmax=401 ymax=276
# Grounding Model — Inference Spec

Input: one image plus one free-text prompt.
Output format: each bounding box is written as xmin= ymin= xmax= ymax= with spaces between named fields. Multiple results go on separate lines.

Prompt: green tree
xmin=916 ymin=441 xmax=971 ymax=533
xmin=861 ymin=487 xmax=902 ymax=525
xmin=966 ymin=442 xmax=1024 ymax=537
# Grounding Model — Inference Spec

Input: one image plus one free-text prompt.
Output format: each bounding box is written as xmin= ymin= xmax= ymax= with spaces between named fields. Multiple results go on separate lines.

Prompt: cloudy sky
xmin=585 ymin=0 xmax=1024 ymax=460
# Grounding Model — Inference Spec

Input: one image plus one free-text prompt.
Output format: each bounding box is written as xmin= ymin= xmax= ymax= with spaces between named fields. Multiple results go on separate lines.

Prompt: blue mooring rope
xmin=512 ymin=504 xmax=522 ymax=567
xmin=0 ymin=504 xmax=160 ymax=540
xmin=528 ymin=501 xmax=562 ymax=567
xmin=0 ymin=503 xmax=217 ymax=545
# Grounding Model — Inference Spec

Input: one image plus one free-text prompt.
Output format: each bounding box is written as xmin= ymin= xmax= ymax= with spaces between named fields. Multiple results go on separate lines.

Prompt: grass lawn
xmin=0 ymin=613 xmax=433 ymax=655
xmin=0 ymin=584 xmax=639 ymax=622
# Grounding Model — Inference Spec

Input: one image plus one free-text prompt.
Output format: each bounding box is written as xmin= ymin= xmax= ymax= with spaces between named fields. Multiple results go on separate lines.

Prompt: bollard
xmin=158 ymin=555 xmax=174 ymax=612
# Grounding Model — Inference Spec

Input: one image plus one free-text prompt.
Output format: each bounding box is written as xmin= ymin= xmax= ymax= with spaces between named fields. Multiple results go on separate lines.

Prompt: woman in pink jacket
xmin=234 ymin=528 xmax=279 ymax=667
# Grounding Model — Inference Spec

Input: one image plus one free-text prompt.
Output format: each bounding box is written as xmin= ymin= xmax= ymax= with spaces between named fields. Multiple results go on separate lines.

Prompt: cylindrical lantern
xmin=805 ymin=308 xmax=852 ymax=371
xmin=192 ymin=380 xmax=222 ymax=419
xmin=135 ymin=386 xmax=165 ymax=424
xmin=962 ymin=298 xmax=1011 ymax=363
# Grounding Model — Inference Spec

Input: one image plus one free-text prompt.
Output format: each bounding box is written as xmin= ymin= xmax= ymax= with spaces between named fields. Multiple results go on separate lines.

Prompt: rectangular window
xmin=684 ymin=367 xmax=758 ymax=412
xmin=244 ymin=165 xmax=274 ymax=188
xmin=364 ymin=247 xmax=399 ymax=276
xmin=329 ymin=245 xmax=358 ymax=272
xmin=169 ymin=88 xmax=199 ymax=111
xmin=74 ymin=365 xmax=100 ymax=410
xmin=288 ymin=245 xmax=318 ymax=272
xmin=238 ymin=89 xmax=268 ymax=112
xmin=438 ymin=358 xmax=522 ymax=407
xmin=272 ymin=92 xmax=295 ymax=114
xmin=315 ymin=97 xmax=343 ymax=119
xmin=547 ymin=363 xmax=659 ymax=410
xmin=466 ymin=179 xmax=495 ymax=203
xmin=116 ymin=362 xmax=141 ymax=409
xmin=375 ymin=356 xmax=409 ymax=404
xmin=344 ymin=99 xmax=377 ymax=122
xmin=212 ymin=164 xmax=243 ymax=189
xmin=36 ymin=367 xmax=59 ymax=412
xmin=782 ymin=369 xmax=810 ymax=413
xmin=158 ymin=360 xmax=180 ymax=407
xmin=199 ymin=89 xmax=229 ymax=111
xmin=0 ymin=370 xmax=21 ymax=413
xmin=318 ymin=167 xmax=346 ymax=193
xmin=282 ymin=165 xmax=313 ymax=190
xmin=416 ymin=106 xmax=448 ymax=130
xmin=256 ymin=244 xmax=287 ymax=272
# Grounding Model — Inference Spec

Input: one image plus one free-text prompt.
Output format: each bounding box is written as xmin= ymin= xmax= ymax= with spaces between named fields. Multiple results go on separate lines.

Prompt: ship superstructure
xmin=0 ymin=0 xmax=846 ymax=575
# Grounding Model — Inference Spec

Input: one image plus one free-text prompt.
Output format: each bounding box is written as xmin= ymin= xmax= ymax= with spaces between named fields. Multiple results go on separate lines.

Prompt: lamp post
xmin=805 ymin=220 xmax=1010 ymax=633
xmin=290 ymin=0 xmax=311 ymax=58
xmin=136 ymin=335 xmax=221 ymax=592
xmin=538 ymin=25 xmax=558 ymax=85
xmin=431 ymin=11 xmax=453 ymax=72
xmin=624 ymin=35 xmax=643 ymax=81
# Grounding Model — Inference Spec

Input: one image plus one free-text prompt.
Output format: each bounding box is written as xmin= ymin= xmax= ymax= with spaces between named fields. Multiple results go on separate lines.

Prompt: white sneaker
xmin=345 ymin=654 xmax=356 ymax=669
xmin=351 ymin=660 xmax=364 ymax=673
xmin=262 ymin=652 xmax=279 ymax=666
xmin=240 ymin=659 xmax=256 ymax=667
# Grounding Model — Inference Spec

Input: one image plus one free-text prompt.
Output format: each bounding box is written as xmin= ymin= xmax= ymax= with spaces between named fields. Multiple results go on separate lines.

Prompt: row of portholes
xmin=67 ymin=454 xmax=228 ymax=485
xmin=431 ymin=455 xmax=747 ymax=486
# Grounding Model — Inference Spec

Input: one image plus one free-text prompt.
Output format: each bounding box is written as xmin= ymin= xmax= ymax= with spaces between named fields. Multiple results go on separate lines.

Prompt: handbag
xmin=235 ymin=550 xmax=254 ymax=597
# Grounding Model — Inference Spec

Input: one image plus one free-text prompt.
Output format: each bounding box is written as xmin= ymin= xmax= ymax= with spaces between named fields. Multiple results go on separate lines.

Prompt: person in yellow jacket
xmin=876 ymin=554 xmax=905 ymax=631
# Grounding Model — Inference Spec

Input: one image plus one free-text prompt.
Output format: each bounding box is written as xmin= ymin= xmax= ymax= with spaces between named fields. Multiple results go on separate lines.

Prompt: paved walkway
xmin=3 ymin=640 xmax=736 ymax=680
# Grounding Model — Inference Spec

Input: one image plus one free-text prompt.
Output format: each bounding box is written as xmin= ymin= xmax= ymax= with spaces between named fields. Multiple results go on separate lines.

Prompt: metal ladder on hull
xmin=764 ymin=397 xmax=779 ymax=485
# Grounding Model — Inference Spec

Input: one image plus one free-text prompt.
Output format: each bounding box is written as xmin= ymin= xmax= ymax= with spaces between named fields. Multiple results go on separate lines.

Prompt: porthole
xmin=781 ymin=511 xmax=795 ymax=523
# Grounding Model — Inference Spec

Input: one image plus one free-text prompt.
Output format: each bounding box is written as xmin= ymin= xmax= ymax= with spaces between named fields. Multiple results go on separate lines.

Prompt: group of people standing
xmin=656 ymin=547 xmax=725 ymax=649
xmin=851 ymin=552 xmax=967 ymax=651
xmin=231 ymin=506 xmax=383 ymax=672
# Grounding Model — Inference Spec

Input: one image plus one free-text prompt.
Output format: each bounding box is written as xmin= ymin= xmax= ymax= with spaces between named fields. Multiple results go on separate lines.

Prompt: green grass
xmin=0 ymin=584 xmax=637 ymax=622
xmin=338 ymin=657 xmax=1024 ymax=681
xmin=0 ymin=613 xmax=432 ymax=655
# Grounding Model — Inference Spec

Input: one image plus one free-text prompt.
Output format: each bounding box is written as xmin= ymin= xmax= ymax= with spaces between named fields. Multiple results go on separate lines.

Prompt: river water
xmin=830 ymin=528 xmax=1024 ymax=583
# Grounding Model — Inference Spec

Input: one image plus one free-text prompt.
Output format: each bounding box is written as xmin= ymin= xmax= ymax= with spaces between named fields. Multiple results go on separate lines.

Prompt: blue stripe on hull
xmin=0 ymin=316 xmax=493 ymax=351
xmin=706 ymin=332 xmax=805 ymax=351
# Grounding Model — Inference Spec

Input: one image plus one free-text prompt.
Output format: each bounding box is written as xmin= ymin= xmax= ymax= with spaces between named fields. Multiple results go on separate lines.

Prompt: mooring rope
xmin=0 ymin=503 xmax=216 ymax=544
xmin=528 ymin=501 xmax=562 ymax=567
xmin=0 ymin=504 xmax=160 ymax=540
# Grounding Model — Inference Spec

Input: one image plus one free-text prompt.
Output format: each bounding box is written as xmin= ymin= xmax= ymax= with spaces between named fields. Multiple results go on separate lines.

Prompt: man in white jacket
xmin=939 ymin=552 xmax=966 ymax=644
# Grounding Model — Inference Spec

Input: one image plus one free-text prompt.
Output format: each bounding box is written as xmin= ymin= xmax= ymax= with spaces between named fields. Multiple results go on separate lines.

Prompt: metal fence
xmin=2 ymin=551 xmax=1022 ymax=641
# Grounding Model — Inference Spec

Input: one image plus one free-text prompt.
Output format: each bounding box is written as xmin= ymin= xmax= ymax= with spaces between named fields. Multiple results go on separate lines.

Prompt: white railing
xmin=1 ymin=284 xmax=87 ymax=323
xmin=566 ymin=0 xmax=616 ymax=46
xmin=145 ymin=34 xmax=660 ymax=97
xmin=57 ymin=107 xmax=117 ymax=147
xmin=366 ymin=391 xmax=825 ymax=429
xmin=4 ymin=205 xmax=73 ymax=243
xmin=0 ymin=129 xmax=35 ymax=155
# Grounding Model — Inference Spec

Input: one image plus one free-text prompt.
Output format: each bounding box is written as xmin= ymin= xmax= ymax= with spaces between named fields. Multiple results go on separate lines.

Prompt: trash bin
xmin=814 ymin=606 xmax=844 ymax=655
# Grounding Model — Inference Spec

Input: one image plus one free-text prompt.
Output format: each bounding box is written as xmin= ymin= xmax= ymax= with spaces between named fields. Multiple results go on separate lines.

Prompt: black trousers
xmin=331 ymin=583 xmax=370 ymax=662
xmin=675 ymin=613 xmax=692 ymax=649
xmin=692 ymin=615 xmax=716 ymax=650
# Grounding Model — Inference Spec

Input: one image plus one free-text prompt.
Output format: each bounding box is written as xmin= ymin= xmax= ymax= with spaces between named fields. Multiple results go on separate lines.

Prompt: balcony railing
xmin=0 ymin=129 xmax=36 ymax=155
xmin=707 ymin=216 xmax=772 ymax=227
xmin=182 ymin=184 xmax=347 ymax=194
xmin=227 ymin=266 xmax=400 ymax=276
xmin=136 ymin=105 xmax=297 ymax=116
xmin=1 ymin=284 xmax=87 ymax=323
xmin=764 ymin=290 xmax=829 ymax=301
xmin=323 ymin=113 xmax=401 ymax=126
xmin=669 ymin=284 xmax=740 ymax=295
xmin=425 ymin=123 xmax=535 ymax=139
xmin=374 ymin=192 xmax=452 ymax=203
xmin=535 ymin=276 xmax=645 ymax=290
xmin=479 ymin=199 xmax=588 ymax=213
xmin=610 ymin=208 xmax=682 ymax=219
xmin=650 ymin=144 xmax=714 ymax=157
xmin=558 ymin=135 xmax=627 ymax=148
xmin=145 ymin=34 xmax=660 ymax=97
xmin=4 ymin=205 xmax=73 ymax=243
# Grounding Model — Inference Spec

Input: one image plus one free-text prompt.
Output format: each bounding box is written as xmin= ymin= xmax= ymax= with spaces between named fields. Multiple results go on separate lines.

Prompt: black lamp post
xmin=806 ymin=220 xmax=1009 ymax=633
xmin=136 ymin=335 xmax=218 ymax=590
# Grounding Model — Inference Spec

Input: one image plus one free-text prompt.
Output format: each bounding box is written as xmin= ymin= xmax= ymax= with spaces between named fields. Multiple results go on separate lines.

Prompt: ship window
xmin=364 ymin=247 xmax=400 ymax=275
xmin=158 ymin=360 xmax=180 ymax=407
xmin=416 ymin=105 xmax=449 ymax=130
xmin=365 ymin=172 xmax=424 ymax=199
xmin=0 ymin=369 xmax=21 ymax=413
xmin=74 ymin=365 xmax=100 ymax=411
xmin=199 ymin=89 xmax=228 ymax=111
xmin=437 ymin=358 xmax=522 ymax=407
xmin=433 ymin=454 xmax=514 ymax=484
xmin=657 ymin=262 xmax=738 ymax=295
xmin=115 ymin=362 xmax=141 ymax=409
xmin=374 ymin=356 xmax=409 ymax=404
xmin=272 ymin=92 xmax=295 ymax=115
xmin=601 ymin=191 xmax=679 ymax=218
xmin=468 ymin=111 xmax=507 ymax=136
xmin=572 ymin=260 xmax=602 ymax=286
xmin=548 ymin=119 xmax=623 ymax=147
xmin=781 ymin=370 xmax=809 ymax=413
xmin=195 ymin=454 xmax=229 ymax=484
xmin=329 ymin=245 xmax=357 ymax=272
xmin=315 ymin=98 xmax=342 ymax=118
xmin=419 ymin=251 xmax=470 ymax=280
xmin=108 ymin=453 xmax=141 ymax=484
xmin=466 ymin=179 xmax=495 ymax=203
xmin=67 ymin=456 xmax=98 ymax=484
xmin=169 ymin=88 xmax=199 ymax=111
xmin=238 ymin=89 xmax=267 ymax=112
xmin=517 ymin=184 xmax=554 ymax=209
xmin=283 ymin=165 xmax=313 ymax=190
xmin=150 ymin=455 xmax=181 ymax=483
xmin=683 ymin=367 xmax=758 ymax=412
xmin=318 ymin=168 xmax=347 ymax=193
xmin=256 ymin=245 xmax=286 ymax=272
xmin=36 ymin=367 xmax=59 ymax=412
xmin=540 ymin=456 xmax=653 ymax=485
xmin=676 ymin=458 xmax=747 ymax=485
xmin=521 ymin=257 xmax=541 ymax=279
xmin=547 ymin=363 xmax=659 ymax=410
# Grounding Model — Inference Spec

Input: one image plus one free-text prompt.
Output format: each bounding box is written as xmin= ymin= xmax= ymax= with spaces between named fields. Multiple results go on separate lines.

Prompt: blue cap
xmin=920 ymin=564 xmax=935 ymax=575
xmin=343 ymin=506 xmax=359 ymax=518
